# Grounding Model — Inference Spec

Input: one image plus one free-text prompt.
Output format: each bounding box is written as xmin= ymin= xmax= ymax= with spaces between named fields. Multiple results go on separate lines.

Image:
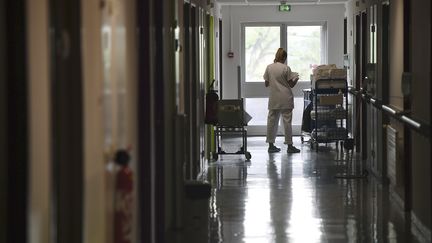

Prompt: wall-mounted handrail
xmin=382 ymin=105 xmax=398 ymax=115
xmin=348 ymin=86 xmax=431 ymax=139
xmin=400 ymin=115 xmax=421 ymax=129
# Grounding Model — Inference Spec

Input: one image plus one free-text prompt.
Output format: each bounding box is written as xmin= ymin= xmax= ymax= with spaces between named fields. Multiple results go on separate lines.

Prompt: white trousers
xmin=266 ymin=109 xmax=293 ymax=145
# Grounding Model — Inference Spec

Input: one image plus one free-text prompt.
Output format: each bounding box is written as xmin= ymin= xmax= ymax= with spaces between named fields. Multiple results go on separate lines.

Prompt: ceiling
xmin=214 ymin=0 xmax=348 ymax=5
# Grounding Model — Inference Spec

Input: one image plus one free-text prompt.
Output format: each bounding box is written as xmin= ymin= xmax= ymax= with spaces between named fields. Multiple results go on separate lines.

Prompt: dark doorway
xmin=0 ymin=0 xmax=8 ymax=241
xmin=402 ymin=0 xmax=412 ymax=212
xmin=184 ymin=2 xmax=193 ymax=179
xmin=191 ymin=5 xmax=199 ymax=178
xmin=361 ymin=11 xmax=368 ymax=160
xmin=380 ymin=3 xmax=390 ymax=180
xmin=219 ymin=19 xmax=223 ymax=99
xmin=354 ymin=14 xmax=361 ymax=152
xmin=382 ymin=4 xmax=389 ymax=105
xmin=1 ymin=1 xmax=29 ymax=243
xmin=137 ymin=0 xmax=154 ymax=241
xmin=155 ymin=0 xmax=165 ymax=241
xmin=49 ymin=1 xmax=84 ymax=242
xmin=344 ymin=18 xmax=347 ymax=54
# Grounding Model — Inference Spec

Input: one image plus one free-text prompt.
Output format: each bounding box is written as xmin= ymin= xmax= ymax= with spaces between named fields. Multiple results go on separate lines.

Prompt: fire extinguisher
xmin=205 ymin=79 xmax=219 ymax=125
xmin=114 ymin=149 xmax=133 ymax=243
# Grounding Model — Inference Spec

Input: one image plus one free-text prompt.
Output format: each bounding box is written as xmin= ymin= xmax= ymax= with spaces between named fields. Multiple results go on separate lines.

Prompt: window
xmin=242 ymin=23 xmax=326 ymax=135
xmin=243 ymin=23 xmax=325 ymax=83
xmin=287 ymin=26 xmax=322 ymax=82
xmin=244 ymin=26 xmax=281 ymax=82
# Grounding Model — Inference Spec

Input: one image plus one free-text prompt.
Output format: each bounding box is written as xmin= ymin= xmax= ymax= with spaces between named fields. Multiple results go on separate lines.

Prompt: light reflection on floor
xmin=179 ymin=136 xmax=420 ymax=243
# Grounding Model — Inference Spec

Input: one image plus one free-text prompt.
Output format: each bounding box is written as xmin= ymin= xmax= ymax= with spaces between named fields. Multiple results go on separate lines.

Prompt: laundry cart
xmin=213 ymin=99 xmax=252 ymax=161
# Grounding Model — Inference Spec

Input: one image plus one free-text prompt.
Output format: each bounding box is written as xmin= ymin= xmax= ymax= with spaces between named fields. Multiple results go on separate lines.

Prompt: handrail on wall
xmin=348 ymin=86 xmax=431 ymax=139
xmin=382 ymin=105 xmax=398 ymax=115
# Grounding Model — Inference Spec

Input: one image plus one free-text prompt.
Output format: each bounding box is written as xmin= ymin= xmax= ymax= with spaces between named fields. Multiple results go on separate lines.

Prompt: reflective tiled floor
xmin=200 ymin=136 xmax=419 ymax=243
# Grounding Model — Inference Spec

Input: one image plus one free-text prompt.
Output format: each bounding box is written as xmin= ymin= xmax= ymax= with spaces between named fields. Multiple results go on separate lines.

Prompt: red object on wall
xmin=114 ymin=165 xmax=133 ymax=243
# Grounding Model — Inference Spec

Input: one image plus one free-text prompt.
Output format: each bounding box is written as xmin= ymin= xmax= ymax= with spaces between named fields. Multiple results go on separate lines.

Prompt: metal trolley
xmin=212 ymin=99 xmax=252 ymax=161
xmin=311 ymin=79 xmax=348 ymax=151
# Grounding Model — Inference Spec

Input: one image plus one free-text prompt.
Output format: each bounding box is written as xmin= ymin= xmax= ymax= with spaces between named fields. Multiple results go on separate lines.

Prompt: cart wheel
xmin=245 ymin=152 xmax=252 ymax=160
xmin=212 ymin=152 xmax=219 ymax=161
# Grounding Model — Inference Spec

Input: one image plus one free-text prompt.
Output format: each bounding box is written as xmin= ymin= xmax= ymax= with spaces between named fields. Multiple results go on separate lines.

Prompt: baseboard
xmin=389 ymin=185 xmax=405 ymax=212
xmin=369 ymin=166 xmax=389 ymax=185
xmin=411 ymin=212 xmax=432 ymax=243
xmin=196 ymin=158 xmax=209 ymax=181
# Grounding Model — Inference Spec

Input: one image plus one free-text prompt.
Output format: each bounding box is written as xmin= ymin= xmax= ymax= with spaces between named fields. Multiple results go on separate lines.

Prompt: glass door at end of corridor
xmin=242 ymin=24 xmax=325 ymax=136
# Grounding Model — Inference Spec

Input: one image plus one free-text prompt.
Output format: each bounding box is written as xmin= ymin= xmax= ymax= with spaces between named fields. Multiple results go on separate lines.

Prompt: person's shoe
xmin=268 ymin=146 xmax=281 ymax=153
xmin=287 ymin=145 xmax=300 ymax=153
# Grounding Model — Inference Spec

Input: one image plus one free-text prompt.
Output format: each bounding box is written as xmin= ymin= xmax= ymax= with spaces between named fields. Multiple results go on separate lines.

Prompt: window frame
xmin=241 ymin=22 xmax=328 ymax=85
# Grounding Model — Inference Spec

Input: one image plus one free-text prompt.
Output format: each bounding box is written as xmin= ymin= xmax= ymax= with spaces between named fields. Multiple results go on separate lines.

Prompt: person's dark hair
xmin=274 ymin=48 xmax=287 ymax=63
xmin=114 ymin=149 xmax=130 ymax=166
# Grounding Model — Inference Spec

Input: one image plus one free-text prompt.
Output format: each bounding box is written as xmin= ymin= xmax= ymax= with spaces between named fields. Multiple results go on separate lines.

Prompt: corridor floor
xmin=197 ymin=136 xmax=420 ymax=243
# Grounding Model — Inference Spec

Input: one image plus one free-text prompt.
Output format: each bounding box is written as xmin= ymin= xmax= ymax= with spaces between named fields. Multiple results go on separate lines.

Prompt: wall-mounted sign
xmin=279 ymin=4 xmax=291 ymax=12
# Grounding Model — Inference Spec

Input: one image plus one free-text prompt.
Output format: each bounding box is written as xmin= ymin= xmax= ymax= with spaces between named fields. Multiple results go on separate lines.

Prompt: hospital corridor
xmin=1 ymin=0 xmax=431 ymax=243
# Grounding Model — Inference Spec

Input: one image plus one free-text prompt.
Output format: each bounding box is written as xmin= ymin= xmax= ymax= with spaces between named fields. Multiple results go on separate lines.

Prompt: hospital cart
xmin=311 ymin=79 xmax=348 ymax=151
xmin=212 ymin=99 xmax=252 ymax=161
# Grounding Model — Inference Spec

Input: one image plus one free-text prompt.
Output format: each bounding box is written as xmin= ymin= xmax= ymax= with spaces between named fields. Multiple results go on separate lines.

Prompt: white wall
xmin=221 ymin=4 xmax=346 ymax=99
xmin=82 ymin=0 xmax=139 ymax=242
xmin=123 ymin=0 xmax=138 ymax=240
xmin=27 ymin=0 xmax=138 ymax=242
xmin=81 ymin=0 xmax=106 ymax=242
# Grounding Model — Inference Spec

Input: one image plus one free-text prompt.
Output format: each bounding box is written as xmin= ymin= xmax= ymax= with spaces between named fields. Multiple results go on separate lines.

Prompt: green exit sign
xmin=279 ymin=4 xmax=291 ymax=12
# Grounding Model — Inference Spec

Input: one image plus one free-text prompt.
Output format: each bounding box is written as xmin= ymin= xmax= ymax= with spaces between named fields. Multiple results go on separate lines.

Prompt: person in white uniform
xmin=263 ymin=48 xmax=300 ymax=153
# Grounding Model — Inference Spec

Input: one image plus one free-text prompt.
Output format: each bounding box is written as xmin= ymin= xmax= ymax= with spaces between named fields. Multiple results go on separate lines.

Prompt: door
xmin=241 ymin=23 xmax=325 ymax=136
xmin=183 ymin=1 xmax=192 ymax=179
xmin=361 ymin=11 xmax=368 ymax=160
xmin=0 ymin=1 xmax=6 ymax=239
xmin=50 ymin=0 xmax=84 ymax=242
xmin=1 ymin=1 xmax=29 ymax=242
xmin=354 ymin=14 xmax=361 ymax=152
xmin=380 ymin=2 xmax=390 ymax=180
xmin=198 ymin=8 xmax=206 ymax=166
xmin=367 ymin=5 xmax=380 ymax=177
xmin=137 ymin=0 xmax=153 ymax=241
xmin=354 ymin=11 xmax=369 ymax=158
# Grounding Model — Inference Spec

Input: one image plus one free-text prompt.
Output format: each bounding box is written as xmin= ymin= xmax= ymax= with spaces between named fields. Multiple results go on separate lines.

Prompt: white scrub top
xmin=263 ymin=62 xmax=294 ymax=110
